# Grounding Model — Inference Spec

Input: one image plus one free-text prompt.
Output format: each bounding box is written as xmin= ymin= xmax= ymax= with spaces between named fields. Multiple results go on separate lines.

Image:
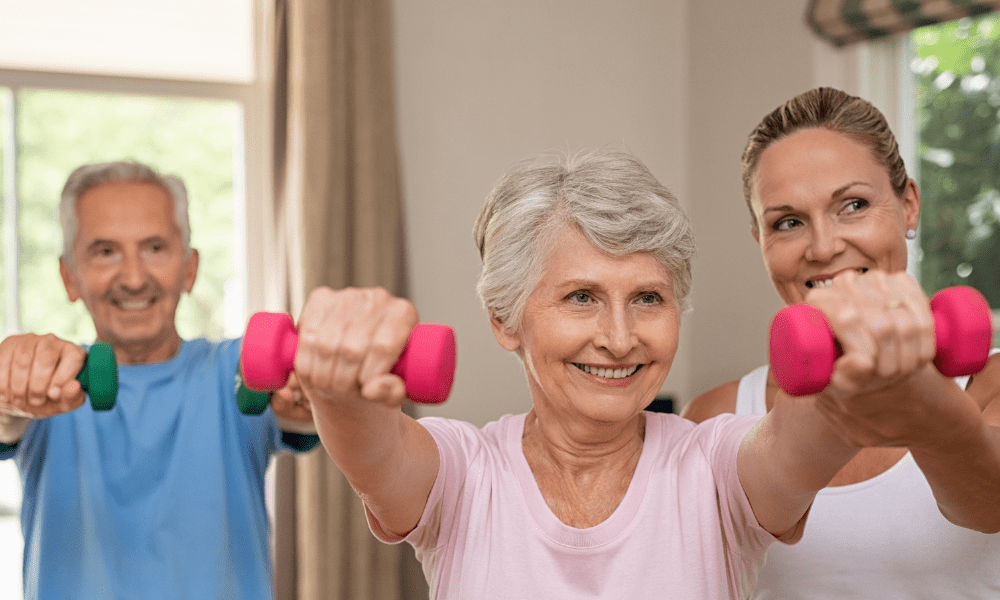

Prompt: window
xmin=0 ymin=3 xmax=273 ymax=598
xmin=911 ymin=14 xmax=1000 ymax=332
xmin=8 ymin=89 xmax=242 ymax=342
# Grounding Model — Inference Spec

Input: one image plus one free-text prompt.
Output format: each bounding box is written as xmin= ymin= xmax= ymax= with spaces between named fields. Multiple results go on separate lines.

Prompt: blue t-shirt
xmin=0 ymin=338 xmax=316 ymax=600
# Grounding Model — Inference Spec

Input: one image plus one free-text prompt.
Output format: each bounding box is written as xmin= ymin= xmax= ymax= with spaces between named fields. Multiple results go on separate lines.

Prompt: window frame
xmin=0 ymin=0 xmax=275 ymax=338
xmin=0 ymin=3 xmax=278 ymax=596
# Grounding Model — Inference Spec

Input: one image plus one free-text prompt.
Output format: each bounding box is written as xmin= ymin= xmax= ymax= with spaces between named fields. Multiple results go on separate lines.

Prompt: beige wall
xmin=393 ymin=0 xmax=827 ymax=426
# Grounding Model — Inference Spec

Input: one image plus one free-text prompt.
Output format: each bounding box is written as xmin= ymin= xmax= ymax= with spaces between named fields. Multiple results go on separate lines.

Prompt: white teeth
xmin=807 ymin=268 xmax=869 ymax=289
xmin=576 ymin=364 xmax=640 ymax=379
xmin=117 ymin=299 xmax=153 ymax=310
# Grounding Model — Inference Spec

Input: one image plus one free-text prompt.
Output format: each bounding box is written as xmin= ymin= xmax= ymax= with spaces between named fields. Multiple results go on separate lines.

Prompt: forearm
xmin=739 ymin=396 xmax=859 ymax=537
xmin=908 ymin=376 xmax=1000 ymax=533
xmin=311 ymin=397 xmax=438 ymax=535
xmin=0 ymin=408 xmax=31 ymax=445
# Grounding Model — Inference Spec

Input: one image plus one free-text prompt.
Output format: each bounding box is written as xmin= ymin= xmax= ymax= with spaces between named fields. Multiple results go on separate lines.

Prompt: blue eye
xmin=638 ymin=293 xmax=661 ymax=304
xmin=569 ymin=291 xmax=592 ymax=304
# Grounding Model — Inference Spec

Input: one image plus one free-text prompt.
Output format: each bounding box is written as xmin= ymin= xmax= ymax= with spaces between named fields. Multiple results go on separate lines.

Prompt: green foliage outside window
xmin=913 ymin=15 xmax=1000 ymax=308
xmin=13 ymin=89 xmax=240 ymax=343
xmin=0 ymin=89 xmax=7 ymax=337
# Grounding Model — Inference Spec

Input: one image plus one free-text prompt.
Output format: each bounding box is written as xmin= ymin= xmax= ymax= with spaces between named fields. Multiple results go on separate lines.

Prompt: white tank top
xmin=736 ymin=362 xmax=1000 ymax=599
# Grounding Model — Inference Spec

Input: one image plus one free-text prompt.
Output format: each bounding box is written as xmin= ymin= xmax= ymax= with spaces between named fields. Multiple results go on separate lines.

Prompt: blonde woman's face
xmin=750 ymin=128 xmax=920 ymax=306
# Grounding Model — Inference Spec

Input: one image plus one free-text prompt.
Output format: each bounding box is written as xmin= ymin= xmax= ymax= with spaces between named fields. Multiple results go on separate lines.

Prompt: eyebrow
xmin=85 ymin=235 xmax=170 ymax=250
xmin=558 ymin=277 xmax=673 ymax=291
xmin=762 ymin=181 xmax=873 ymax=215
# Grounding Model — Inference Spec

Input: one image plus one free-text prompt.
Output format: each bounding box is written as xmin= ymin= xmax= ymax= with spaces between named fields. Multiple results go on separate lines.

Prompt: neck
xmin=522 ymin=408 xmax=646 ymax=476
xmin=107 ymin=333 xmax=183 ymax=365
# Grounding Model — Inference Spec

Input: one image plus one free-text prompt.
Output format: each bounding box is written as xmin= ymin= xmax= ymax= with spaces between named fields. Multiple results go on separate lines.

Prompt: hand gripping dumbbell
xmin=238 ymin=312 xmax=457 ymax=415
xmin=78 ymin=342 xmax=119 ymax=411
xmin=769 ymin=286 xmax=993 ymax=396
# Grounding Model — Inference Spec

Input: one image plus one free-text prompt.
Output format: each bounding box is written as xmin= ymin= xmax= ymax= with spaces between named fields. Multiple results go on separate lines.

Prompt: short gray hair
xmin=474 ymin=147 xmax=696 ymax=333
xmin=60 ymin=161 xmax=191 ymax=263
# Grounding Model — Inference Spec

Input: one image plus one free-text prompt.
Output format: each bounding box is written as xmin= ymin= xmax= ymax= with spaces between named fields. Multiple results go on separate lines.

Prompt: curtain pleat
xmin=271 ymin=0 xmax=424 ymax=597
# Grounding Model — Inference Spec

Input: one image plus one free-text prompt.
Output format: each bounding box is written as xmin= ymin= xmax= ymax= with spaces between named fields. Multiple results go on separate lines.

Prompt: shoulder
xmin=680 ymin=381 xmax=739 ymax=423
xmin=418 ymin=415 xmax=508 ymax=452
xmin=648 ymin=411 xmax=761 ymax=457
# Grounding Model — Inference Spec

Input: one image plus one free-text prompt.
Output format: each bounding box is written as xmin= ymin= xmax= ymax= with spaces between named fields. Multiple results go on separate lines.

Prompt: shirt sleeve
xmin=366 ymin=416 xmax=478 ymax=552
xmin=0 ymin=441 xmax=17 ymax=460
xmin=699 ymin=415 xmax=781 ymax=559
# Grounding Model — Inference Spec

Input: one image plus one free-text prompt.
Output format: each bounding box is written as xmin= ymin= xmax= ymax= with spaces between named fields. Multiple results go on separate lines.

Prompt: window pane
xmin=0 ymin=0 xmax=254 ymax=83
xmin=17 ymin=89 xmax=243 ymax=343
xmin=0 ymin=88 xmax=7 ymax=337
xmin=0 ymin=460 xmax=22 ymax=600
xmin=0 ymin=86 xmax=17 ymax=600
xmin=912 ymin=15 xmax=1000 ymax=312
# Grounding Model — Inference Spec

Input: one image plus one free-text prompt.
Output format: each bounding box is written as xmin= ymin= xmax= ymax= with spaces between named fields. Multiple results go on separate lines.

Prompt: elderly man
xmin=0 ymin=161 xmax=316 ymax=599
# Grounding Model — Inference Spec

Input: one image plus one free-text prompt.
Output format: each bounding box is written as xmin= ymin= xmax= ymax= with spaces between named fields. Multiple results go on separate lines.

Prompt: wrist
xmin=906 ymin=370 xmax=986 ymax=453
xmin=0 ymin=409 xmax=31 ymax=445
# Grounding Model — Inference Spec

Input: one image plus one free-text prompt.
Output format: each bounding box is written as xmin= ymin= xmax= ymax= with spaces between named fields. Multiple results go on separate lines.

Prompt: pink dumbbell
xmin=239 ymin=312 xmax=457 ymax=406
xmin=769 ymin=286 xmax=993 ymax=396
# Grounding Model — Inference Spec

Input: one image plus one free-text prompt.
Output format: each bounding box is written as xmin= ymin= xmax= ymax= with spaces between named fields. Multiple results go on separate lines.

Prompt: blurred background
xmin=1 ymin=0 xmax=999 ymax=598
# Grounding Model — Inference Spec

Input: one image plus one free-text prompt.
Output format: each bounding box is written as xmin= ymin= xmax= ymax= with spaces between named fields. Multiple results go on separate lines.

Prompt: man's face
xmin=60 ymin=180 xmax=198 ymax=364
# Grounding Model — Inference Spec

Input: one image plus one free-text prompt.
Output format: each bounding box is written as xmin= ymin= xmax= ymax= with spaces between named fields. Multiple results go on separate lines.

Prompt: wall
xmin=684 ymin=1 xmax=817 ymax=402
xmin=393 ymin=0 xmax=826 ymax=424
xmin=393 ymin=0 xmax=690 ymax=426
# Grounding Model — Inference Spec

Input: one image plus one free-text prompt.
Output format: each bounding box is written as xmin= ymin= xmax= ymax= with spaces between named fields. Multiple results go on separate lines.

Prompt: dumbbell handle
xmin=769 ymin=286 xmax=993 ymax=396
xmin=240 ymin=312 xmax=456 ymax=404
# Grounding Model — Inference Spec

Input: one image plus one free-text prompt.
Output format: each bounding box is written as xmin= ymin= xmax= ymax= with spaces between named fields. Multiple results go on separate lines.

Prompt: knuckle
xmin=369 ymin=336 xmax=398 ymax=359
xmin=338 ymin=339 xmax=367 ymax=365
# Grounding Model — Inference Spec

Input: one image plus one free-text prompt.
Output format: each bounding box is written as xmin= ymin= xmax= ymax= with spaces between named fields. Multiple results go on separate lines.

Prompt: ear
xmin=489 ymin=311 xmax=521 ymax=353
xmin=750 ymin=224 xmax=760 ymax=245
xmin=901 ymin=178 xmax=921 ymax=233
xmin=182 ymin=248 xmax=199 ymax=293
xmin=60 ymin=257 xmax=82 ymax=302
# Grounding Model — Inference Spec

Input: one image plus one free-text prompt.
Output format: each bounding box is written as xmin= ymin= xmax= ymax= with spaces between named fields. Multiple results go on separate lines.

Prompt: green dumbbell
xmin=235 ymin=369 xmax=270 ymax=415
xmin=77 ymin=343 xmax=118 ymax=411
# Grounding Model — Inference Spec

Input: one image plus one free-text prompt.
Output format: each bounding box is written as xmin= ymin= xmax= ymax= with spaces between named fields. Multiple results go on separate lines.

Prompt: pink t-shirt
xmin=368 ymin=412 xmax=776 ymax=599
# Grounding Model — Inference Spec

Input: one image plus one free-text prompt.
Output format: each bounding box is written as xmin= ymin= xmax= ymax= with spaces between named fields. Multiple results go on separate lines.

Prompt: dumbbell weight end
xmin=77 ymin=343 xmax=118 ymax=411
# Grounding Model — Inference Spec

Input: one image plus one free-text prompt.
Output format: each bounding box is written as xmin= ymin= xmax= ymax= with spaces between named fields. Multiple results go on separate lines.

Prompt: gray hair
xmin=60 ymin=161 xmax=191 ymax=263
xmin=474 ymin=147 xmax=696 ymax=333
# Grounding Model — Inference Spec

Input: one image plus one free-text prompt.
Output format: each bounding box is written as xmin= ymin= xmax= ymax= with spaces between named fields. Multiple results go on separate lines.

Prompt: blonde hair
xmin=742 ymin=87 xmax=908 ymax=236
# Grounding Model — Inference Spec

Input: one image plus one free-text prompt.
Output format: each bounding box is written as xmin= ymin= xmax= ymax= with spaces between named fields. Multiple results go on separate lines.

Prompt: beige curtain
xmin=271 ymin=0 xmax=426 ymax=598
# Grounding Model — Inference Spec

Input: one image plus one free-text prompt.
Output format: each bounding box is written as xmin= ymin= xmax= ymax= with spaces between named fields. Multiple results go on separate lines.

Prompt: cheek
xmin=760 ymin=239 xmax=799 ymax=279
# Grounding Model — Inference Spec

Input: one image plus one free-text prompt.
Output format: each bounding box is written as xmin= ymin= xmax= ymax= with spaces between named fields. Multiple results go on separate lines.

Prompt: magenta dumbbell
xmin=239 ymin=312 xmax=457 ymax=406
xmin=769 ymin=286 xmax=993 ymax=396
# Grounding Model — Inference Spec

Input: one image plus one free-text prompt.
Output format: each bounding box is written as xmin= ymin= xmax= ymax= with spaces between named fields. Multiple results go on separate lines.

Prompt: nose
xmin=117 ymin=249 xmax=149 ymax=292
xmin=804 ymin=217 xmax=844 ymax=264
xmin=596 ymin=304 xmax=637 ymax=358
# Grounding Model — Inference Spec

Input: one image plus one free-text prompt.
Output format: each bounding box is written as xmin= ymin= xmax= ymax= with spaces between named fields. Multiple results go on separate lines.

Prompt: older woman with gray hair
xmin=296 ymin=146 xmax=922 ymax=598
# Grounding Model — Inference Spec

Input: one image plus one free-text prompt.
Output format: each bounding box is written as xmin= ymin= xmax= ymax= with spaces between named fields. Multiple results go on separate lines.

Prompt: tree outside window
xmin=913 ymin=15 xmax=1000 ymax=313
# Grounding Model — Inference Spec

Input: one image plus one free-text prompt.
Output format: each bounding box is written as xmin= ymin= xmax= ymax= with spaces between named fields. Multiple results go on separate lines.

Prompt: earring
xmin=906 ymin=229 xmax=917 ymax=240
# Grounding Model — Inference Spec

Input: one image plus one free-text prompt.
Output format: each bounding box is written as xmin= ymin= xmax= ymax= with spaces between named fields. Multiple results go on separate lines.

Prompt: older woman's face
xmin=492 ymin=225 xmax=679 ymax=425
xmin=751 ymin=127 xmax=920 ymax=305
